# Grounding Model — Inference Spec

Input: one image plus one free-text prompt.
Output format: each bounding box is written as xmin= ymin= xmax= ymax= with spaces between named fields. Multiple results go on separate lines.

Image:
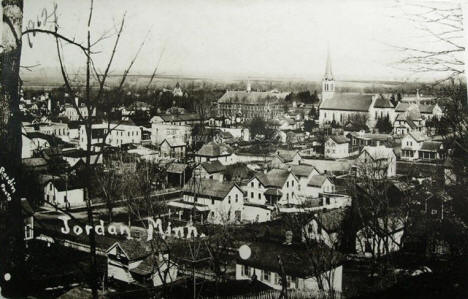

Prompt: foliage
xmin=375 ymin=115 xmax=393 ymax=134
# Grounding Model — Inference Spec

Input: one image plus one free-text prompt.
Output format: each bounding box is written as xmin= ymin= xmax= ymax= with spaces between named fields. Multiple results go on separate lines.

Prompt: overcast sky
xmin=20 ymin=0 xmax=466 ymax=82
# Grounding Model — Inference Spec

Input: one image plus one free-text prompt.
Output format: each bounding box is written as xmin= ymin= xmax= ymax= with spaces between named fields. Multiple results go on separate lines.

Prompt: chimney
xmin=283 ymin=230 xmax=293 ymax=245
xmin=75 ymin=97 xmax=79 ymax=107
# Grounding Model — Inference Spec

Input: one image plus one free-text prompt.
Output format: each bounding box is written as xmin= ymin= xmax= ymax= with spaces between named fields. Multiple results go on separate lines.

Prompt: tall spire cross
xmin=324 ymin=47 xmax=334 ymax=80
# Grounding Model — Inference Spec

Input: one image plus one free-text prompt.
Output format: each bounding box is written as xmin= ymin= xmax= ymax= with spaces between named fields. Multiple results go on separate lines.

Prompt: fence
xmin=200 ymin=289 xmax=342 ymax=299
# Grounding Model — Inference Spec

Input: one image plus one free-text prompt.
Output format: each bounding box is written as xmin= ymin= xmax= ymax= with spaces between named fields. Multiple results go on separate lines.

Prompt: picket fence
xmin=200 ymin=289 xmax=342 ymax=299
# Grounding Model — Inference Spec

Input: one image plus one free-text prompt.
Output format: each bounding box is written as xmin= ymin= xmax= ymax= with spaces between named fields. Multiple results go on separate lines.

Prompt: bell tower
xmin=322 ymin=48 xmax=335 ymax=101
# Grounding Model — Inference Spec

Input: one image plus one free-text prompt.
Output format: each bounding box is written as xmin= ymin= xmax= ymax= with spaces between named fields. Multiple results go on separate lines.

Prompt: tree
xmin=394 ymin=2 xmax=465 ymax=84
xmin=375 ymin=115 xmax=393 ymax=134
xmin=0 ymin=1 xmax=26 ymax=296
xmin=247 ymin=117 xmax=268 ymax=138
xmin=348 ymin=113 xmax=369 ymax=132
xmin=303 ymin=119 xmax=316 ymax=132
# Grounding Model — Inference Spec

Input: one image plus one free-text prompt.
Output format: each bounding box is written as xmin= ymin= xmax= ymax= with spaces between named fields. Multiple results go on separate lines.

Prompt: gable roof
xmin=406 ymin=131 xmax=426 ymax=142
xmin=289 ymin=165 xmax=319 ymax=178
xmin=361 ymin=146 xmax=395 ymax=160
xmin=275 ymin=149 xmax=298 ymax=163
xmin=320 ymin=93 xmax=374 ymax=112
xmin=183 ymin=178 xmax=241 ymax=199
xmin=196 ymin=142 xmax=233 ymax=157
xmin=329 ymin=135 xmax=350 ymax=144
xmin=200 ymin=160 xmax=226 ymax=174
xmin=253 ymin=172 xmax=271 ymax=187
xmin=395 ymin=102 xmax=437 ymax=114
xmin=50 ymin=178 xmax=84 ymax=191
xmin=301 ymin=159 xmax=353 ymax=174
xmin=161 ymin=138 xmax=186 ymax=148
xmin=167 ymin=162 xmax=188 ymax=174
xmin=107 ymin=239 xmax=152 ymax=261
xmin=373 ymin=96 xmax=394 ymax=108
xmin=266 ymin=168 xmax=294 ymax=188
xmin=307 ymin=175 xmax=330 ymax=187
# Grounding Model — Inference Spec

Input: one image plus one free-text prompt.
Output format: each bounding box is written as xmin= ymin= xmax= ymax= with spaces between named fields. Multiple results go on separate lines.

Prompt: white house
xmin=43 ymin=178 xmax=85 ymax=209
xmin=176 ymin=179 xmax=244 ymax=224
xmin=355 ymin=217 xmax=405 ymax=257
xmin=22 ymin=198 xmax=34 ymax=241
xmin=401 ymin=132 xmax=427 ymax=161
xmin=60 ymin=103 xmax=95 ymax=121
xmin=288 ymin=164 xmax=320 ymax=196
xmin=195 ymin=160 xmax=226 ymax=182
xmin=236 ymin=241 xmax=343 ymax=293
xmin=304 ymin=175 xmax=336 ymax=198
xmin=106 ymin=240 xmax=178 ymax=287
xmin=150 ymin=114 xmax=201 ymax=145
xmin=194 ymin=142 xmax=235 ymax=164
xmin=324 ymin=135 xmax=350 ymax=159
xmin=79 ymin=122 xmax=141 ymax=150
xmin=159 ymin=138 xmax=186 ymax=160
xmin=302 ymin=209 xmax=346 ymax=248
xmin=355 ymin=146 xmax=396 ymax=178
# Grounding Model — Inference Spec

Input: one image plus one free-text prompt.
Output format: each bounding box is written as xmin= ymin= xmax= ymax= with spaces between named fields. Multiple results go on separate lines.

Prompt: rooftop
xmin=320 ymin=93 xmax=374 ymax=112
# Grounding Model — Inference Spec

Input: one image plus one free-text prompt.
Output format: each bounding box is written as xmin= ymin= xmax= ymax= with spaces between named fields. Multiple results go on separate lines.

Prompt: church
xmin=318 ymin=50 xmax=393 ymax=128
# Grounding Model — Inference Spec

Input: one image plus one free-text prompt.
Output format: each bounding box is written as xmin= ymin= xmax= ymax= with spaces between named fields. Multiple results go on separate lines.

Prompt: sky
xmin=20 ymin=0 xmax=466 ymax=82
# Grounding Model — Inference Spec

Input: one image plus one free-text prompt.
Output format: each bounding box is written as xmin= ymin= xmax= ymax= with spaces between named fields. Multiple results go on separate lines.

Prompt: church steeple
xmin=322 ymin=47 xmax=335 ymax=101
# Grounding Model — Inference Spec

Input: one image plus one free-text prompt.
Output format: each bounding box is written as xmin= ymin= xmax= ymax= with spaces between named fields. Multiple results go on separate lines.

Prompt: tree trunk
xmin=0 ymin=0 xmax=26 ymax=297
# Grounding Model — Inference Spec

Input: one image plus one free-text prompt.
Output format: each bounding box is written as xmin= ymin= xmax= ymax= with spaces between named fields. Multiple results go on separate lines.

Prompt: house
xmin=419 ymin=141 xmax=444 ymax=161
xmin=22 ymin=198 xmax=34 ymax=241
xmin=348 ymin=131 xmax=393 ymax=153
xmin=355 ymin=217 xmax=405 ymax=257
xmin=394 ymin=101 xmax=443 ymax=121
xmin=302 ymin=209 xmax=346 ymax=248
xmin=304 ymin=175 xmax=336 ymax=198
xmin=393 ymin=103 xmax=425 ymax=135
xmin=160 ymin=138 xmax=186 ymax=159
xmin=300 ymin=159 xmax=354 ymax=176
xmin=105 ymin=121 xmax=142 ymax=147
xmin=150 ymin=113 xmax=201 ymax=145
xmin=194 ymin=142 xmax=234 ymax=164
xmin=195 ymin=160 xmax=226 ymax=182
xmin=106 ymin=240 xmax=178 ymax=287
xmin=288 ymin=164 xmax=320 ymax=195
xmin=236 ymin=241 xmax=343 ymax=293
xmin=59 ymin=103 xmax=95 ymax=121
xmin=173 ymin=179 xmax=244 ymax=224
xmin=400 ymin=131 xmax=426 ymax=161
xmin=166 ymin=162 xmax=189 ymax=187
xmin=43 ymin=178 xmax=85 ymax=209
xmin=324 ymin=135 xmax=350 ymax=159
xmin=355 ymin=146 xmax=396 ymax=178
xmin=270 ymin=149 xmax=302 ymax=168
xmin=245 ymin=168 xmax=300 ymax=206
xmin=62 ymin=149 xmax=103 ymax=166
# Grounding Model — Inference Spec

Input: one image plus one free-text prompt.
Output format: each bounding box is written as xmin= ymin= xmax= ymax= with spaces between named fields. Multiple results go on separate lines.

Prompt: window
xmin=258 ymin=193 xmax=261 ymax=200
xmin=287 ymin=181 xmax=289 ymax=188
xmin=251 ymin=192 xmax=254 ymax=199
xmin=431 ymin=209 xmax=438 ymax=215
xmin=243 ymin=265 xmax=250 ymax=276
xmin=228 ymin=196 xmax=231 ymax=204
xmin=292 ymin=180 xmax=294 ymax=187
xmin=275 ymin=273 xmax=281 ymax=285
xmin=251 ymin=182 xmax=254 ymax=187
xmin=263 ymin=271 xmax=270 ymax=282
xmin=212 ymin=199 xmax=215 ymax=205
xmin=235 ymin=194 xmax=239 ymax=202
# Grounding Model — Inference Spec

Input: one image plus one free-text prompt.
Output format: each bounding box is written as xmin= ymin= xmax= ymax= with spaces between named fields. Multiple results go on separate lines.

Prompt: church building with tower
xmin=318 ymin=49 xmax=392 ymax=128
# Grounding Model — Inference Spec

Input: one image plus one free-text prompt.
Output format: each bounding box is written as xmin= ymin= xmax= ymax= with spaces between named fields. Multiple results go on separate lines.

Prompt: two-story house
xmin=355 ymin=146 xmax=396 ymax=178
xmin=176 ymin=179 xmax=244 ymax=224
xmin=43 ymin=178 xmax=85 ymax=209
xmin=324 ymin=135 xmax=350 ymax=159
